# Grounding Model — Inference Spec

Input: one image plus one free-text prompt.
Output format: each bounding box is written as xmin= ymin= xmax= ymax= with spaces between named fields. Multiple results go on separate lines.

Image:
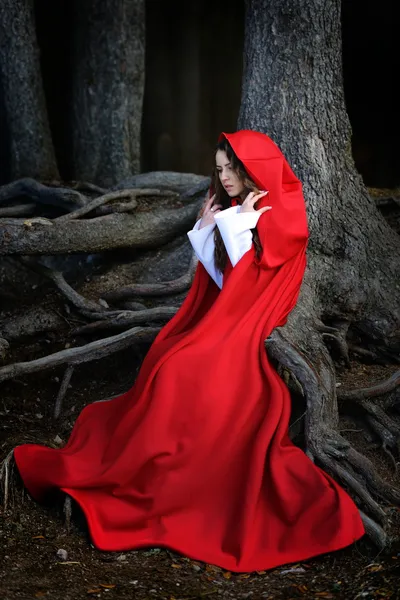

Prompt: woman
xmin=13 ymin=130 xmax=365 ymax=572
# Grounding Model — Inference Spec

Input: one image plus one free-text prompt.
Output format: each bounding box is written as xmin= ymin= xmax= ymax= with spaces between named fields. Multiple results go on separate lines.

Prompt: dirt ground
xmin=1 ymin=347 xmax=399 ymax=600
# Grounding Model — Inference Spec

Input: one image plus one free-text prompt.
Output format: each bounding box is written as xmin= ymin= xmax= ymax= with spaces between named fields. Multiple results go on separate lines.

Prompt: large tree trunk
xmin=68 ymin=0 xmax=145 ymax=187
xmin=238 ymin=0 xmax=400 ymax=545
xmin=0 ymin=0 xmax=59 ymax=182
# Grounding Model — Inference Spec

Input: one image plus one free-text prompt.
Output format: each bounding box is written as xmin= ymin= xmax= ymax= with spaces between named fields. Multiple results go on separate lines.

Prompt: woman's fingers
xmin=253 ymin=190 xmax=269 ymax=202
xmin=204 ymin=193 xmax=216 ymax=210
xmin=243 ymin=191 xmax=256 ymax=205
xmin=258 ymin=205 xmax=272 ymax=214
xmin=201 ymin=193 xmax=215 ymax=216
xmin=244 ymin=190 xmax=269 ymax=206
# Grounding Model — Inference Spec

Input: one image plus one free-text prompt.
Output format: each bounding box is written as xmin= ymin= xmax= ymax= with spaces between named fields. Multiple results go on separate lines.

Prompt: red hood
xmin=219 ymin=130 xmax=309 ymax=268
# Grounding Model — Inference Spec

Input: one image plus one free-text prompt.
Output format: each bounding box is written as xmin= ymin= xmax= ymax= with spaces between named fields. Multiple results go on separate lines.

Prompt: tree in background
xmin=0 ymin=0 xmax=145 ymax=186
xmin=239 ymin=0 xmax=400 ymax=546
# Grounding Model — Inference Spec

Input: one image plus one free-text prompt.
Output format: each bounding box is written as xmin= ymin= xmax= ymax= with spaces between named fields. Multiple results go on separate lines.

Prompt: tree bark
xmin=67 ymin=0 xmax=145 ymax=186
xmin=0 ymin=0 xmax=59 ymax=181
xmin=239 ymin=0 xmax=400 ymax=543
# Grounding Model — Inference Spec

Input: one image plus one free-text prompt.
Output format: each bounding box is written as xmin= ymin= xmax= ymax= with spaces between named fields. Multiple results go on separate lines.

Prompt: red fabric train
xmin=14 ymin=130 xmax=365 ymax=572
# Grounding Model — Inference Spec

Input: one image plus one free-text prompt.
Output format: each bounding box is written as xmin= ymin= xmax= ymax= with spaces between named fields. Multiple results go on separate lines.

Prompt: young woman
xmin=13 ymin=130 xmax=365 ymax=572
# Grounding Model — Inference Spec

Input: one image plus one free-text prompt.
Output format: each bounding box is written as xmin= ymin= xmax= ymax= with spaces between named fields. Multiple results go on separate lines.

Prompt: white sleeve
xmin=214 ymin=206 xmax=261 ymax=267
xmin=187 ymin=219 xmax=223 ymax=289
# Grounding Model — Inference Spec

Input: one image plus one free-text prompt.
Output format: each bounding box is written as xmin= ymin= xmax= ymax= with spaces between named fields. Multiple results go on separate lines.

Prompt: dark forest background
xmin=0 ymin=0 xmax=397 ymax=187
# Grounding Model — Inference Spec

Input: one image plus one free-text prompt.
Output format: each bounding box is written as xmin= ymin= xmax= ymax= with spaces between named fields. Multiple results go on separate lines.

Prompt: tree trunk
xmin=238 ymin=0 xmax=400 ymax=544
xmin=0 ymin=0 xmax=59 ymax=181
xmin=67 ymin=0 xmax=145 ymax=186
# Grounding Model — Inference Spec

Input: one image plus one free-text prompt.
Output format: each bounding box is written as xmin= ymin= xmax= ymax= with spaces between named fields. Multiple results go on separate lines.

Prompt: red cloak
xmin=14 ymin=130 xmax=365 ymax=572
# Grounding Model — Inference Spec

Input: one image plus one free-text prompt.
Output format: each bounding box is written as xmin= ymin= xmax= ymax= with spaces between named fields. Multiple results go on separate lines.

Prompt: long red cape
xmin=14 ymin=130 xmax=364 ymax=572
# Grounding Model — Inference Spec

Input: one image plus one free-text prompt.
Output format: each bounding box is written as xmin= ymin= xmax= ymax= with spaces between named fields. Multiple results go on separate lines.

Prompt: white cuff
xmin=214 ymin=208 xmax=261 ymax=267
xmin=187 ymin=220 xmax=223 ymax=288
xmin=187 ymin=219 xmax=216 ymax=262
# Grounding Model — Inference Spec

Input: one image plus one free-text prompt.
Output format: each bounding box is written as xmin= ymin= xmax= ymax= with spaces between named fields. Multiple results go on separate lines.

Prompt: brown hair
xmin=212 ymin=138 xmax=262 ymax=271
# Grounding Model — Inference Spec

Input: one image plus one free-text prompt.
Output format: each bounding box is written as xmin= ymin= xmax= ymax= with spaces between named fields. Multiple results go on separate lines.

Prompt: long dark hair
xmin=212 ymin=138 xmax=262 ymax=271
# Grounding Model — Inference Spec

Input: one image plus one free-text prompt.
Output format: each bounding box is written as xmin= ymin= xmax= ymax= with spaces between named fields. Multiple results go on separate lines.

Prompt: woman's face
xmin=215 ymin=150 xmax=245 ymax=198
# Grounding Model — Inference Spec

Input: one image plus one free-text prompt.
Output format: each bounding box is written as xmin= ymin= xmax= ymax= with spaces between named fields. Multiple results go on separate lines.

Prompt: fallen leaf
xmin=100 ymin=584 xmax=116 ymax=589
xmin=56 ymin=561 xmax=81 ymax=565
xmin=171 ymin=563 xmax=182 ymax=569
xmin=223 ymin=571 xmax=232 ymax=579
xmin=206 ymin=564 xmax=217 ymax=572
xmin=256 ymin=570 xmax=267 ymax=575
xmin=291 ymin=584 xmax=308 ymax=594
xmin=367 ymin=564 xmax=384 ymax=572
xmin=315 ymin=593 xmax=335 ymax=598
xmin=87 ymin=589 xmax=101 ymax=595
xmin=32 ymin=535 xmax=45 ymax=540
xmin=35 ymin=593 xmax=47 ymax=598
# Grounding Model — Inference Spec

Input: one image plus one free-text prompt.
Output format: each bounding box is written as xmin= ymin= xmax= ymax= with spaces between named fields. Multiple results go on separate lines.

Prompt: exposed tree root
xmin=0 ymin=202 xmax=36 ymax=217
xmin=321 ymin=319 xmax=351 ymax=367
xmin=0 ymin=178 xmax=86 ymax=211
xmin=95 ymin=200 xmax=141 ymax=216
xmin=0 ymin=203 xmax=201 ymax=255
xmin=0 ymin=337 xmax=10 ymax=360
xmin=383 ymin=390 xmax=400 ymax=411
xmin=0 ymin=326 xmax=160 ymax=385
xmin=54 ymin=188 xmax=180 ymax=223
xmin=71 ymin=306 xmax=178 ymax=335
xmin=69 ymin=181 xmax=108 ymax=195
xmin=104 ymin=254 xmax=198 ymax=302
xmin=359 ymin=510 xmax=388 ymax=549
xmin=338 ymin=370 xmax=400 ymax=401
xmin=54 ymin=189 xmax=139 ymax=222
xmin=266 ymin=328 xmax=400 ymax=548
xmin=345 ymin=446 xmax=400 ymax=505
xmin=112 ymin=172 xmax=210 ymax=195
xmin=19 ymin=257 xmax=108 ymax=313
xmin=0 ymin=450 xmax=15 ymax=512
xmin=336 ymin=372 xmax=400 ymax=473
xmin=348 ymin=344 xmax=380 ymax=362
xmin=54 ymin=365 xmax=75 ymax=419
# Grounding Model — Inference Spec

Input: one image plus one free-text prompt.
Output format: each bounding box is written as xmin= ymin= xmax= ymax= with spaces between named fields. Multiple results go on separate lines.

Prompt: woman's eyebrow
xmin=216 ymin=162 xmax=231 ymax=168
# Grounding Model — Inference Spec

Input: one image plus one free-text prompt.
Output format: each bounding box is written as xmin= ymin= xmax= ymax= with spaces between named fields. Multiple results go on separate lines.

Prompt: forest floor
xmin=0 ymin=346 xmax=399 ymax=600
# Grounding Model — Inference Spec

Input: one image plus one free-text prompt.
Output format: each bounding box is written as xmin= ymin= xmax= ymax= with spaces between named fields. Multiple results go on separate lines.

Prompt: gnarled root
xmin=266 ymin=329 xmax=400 ymax=549
xmin=19 ymin=256 xmax=108 ymax=313
xmin=71 ymin=306 xmax=179 ymax=335
xmin=54 ymin=365 xmax=75 ymax=419
xmin=0 ymin=178 xmax=86 ymax=211
xmin=318 ymin=318 xmax=351 ymax=367
xmin=0 ymin=450 xmax=15 ymax=512
xmin=337 ymin=373 xmax=400 ymax=473
xmin=0 ymin=326 xmax=159 ymax=384
xmin=103 ymin=254 xmax=198 ymax=302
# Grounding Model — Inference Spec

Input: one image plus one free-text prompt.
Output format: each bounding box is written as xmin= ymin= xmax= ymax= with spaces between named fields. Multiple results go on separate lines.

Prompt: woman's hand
xmin=240 ymin=190 xmax=272 ymax=215
xmin=199 ymin=194 xmax=222 ymax=229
